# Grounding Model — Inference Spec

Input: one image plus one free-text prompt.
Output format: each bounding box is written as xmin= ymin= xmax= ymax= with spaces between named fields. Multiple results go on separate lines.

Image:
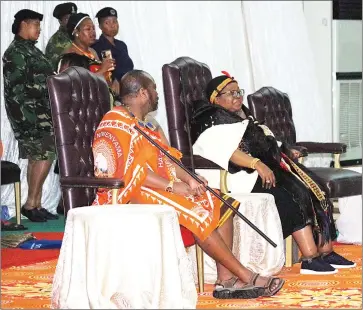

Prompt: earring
xmin=75 ymin=34 xmax=79 ymax=37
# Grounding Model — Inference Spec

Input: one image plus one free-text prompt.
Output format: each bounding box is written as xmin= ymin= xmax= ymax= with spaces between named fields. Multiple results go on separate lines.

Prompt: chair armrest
xmin=181 ymin=155 xmax=223 ymax=170
xmin=60 ymin=176 xmax=124 ymax=189
xmin=295 ymin=142 xmax=347 ymax=154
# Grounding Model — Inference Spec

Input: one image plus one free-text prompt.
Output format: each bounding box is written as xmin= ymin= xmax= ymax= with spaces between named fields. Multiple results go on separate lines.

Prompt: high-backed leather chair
xmin=247 ymin=86 xmax=362 ymax=265
xmin=163 ymin=57 xmax=232 ymax=292
xmin=47 ymin=67 xmax=123 ymax=216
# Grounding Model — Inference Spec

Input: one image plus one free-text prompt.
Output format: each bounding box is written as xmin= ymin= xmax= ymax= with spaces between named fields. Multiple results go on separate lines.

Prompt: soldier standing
xmin=3 ymin=9 xmax=59 ymax=222
xmin=45 ymin=2 xmax=77 ymax=71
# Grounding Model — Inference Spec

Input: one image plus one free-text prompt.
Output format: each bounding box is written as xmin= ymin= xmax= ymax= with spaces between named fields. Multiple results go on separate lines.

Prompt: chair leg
xmin=14 ymin=182 xmax=21 ymax=225
xmin=111 ymin=189 xmax=118 ymax=205
xmin=220 ymin=170 xmax=229 ymax=194
xmin=285 ymin=235 xmax=293 ymax=267
xmin=196 ymin=245 xmax=204 ymax=293
xmin=334 ymin=154 xmax=341 ymax=168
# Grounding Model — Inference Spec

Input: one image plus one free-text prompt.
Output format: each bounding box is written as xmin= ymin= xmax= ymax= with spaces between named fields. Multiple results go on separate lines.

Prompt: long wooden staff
xmin=133 ymin=125 xmax=277 ymax=248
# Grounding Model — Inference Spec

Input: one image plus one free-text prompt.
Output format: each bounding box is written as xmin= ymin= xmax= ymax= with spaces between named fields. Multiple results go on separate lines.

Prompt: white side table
xmin=51 ymin=205 xmax=197 ymax=309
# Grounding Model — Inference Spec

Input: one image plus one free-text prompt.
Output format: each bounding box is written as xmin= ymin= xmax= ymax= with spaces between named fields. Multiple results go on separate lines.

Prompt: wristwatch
xmin=165 ymin=181 xmax=174 ymax=193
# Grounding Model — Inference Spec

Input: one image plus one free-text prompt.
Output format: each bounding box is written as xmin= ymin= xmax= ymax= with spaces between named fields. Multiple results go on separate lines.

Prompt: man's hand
xmin=173 ymin=182 xmax=194 ymax=196
xmin=255 ymin=161 xmax=276 ymax=189
xmin=187 ymin=176 xmax=208 ymax=196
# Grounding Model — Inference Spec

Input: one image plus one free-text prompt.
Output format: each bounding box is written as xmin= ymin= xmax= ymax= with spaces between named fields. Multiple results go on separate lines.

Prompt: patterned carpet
xmin=1 ymin=244 xmax=361 ymax=309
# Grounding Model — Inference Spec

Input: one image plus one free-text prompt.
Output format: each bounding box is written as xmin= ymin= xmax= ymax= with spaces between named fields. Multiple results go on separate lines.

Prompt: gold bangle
xmin=250 ymin=158 xmax=260 ymax=169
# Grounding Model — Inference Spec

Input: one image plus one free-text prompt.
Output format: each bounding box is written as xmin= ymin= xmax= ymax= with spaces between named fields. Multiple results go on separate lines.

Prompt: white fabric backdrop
xmin=1 ymin=1 xmax=330 ymax=217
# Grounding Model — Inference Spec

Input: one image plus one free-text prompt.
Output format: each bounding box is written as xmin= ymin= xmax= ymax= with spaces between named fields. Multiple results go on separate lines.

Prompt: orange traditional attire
xmin=93 ymin=107 xmax=232 ymax=241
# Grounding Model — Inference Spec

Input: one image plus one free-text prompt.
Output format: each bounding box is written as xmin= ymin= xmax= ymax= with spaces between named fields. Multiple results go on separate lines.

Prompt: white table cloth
xmin=337 ymin=166 xmax=362 ymax=244
xmin=187 ymin=193 xmax=285 ymax=284
xmin=51 ymin=205 xmax=197 ymax=309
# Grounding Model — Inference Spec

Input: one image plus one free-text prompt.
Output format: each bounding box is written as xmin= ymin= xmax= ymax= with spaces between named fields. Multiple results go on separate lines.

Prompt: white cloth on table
xmin=337 ymin=166 xmax=362 ymax=245
xmin=187 ymin=193 xmax=285 ymax=284
xmin=51 ymin=205 xmax=197 ymax=309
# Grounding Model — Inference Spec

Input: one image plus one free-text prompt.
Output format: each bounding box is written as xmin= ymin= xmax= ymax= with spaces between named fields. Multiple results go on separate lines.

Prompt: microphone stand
xmin=133 ymin=125 xmax=277 ymax=248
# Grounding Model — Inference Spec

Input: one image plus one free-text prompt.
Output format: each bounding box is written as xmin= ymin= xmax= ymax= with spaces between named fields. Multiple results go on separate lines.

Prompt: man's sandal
xmin=250 ymin=272 xmax=285 ymax=297
xmin=213 ymin=277 xmax=265 ymax=299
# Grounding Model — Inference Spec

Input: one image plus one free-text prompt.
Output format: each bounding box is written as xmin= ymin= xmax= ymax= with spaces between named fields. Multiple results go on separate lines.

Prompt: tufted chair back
xmin=162 ymin=57 xmax=212 ymax=156
xmin=47 ymin=66 xmax=111 ymax=214
xmin=247 ymin=87 xmax=297 ymax=145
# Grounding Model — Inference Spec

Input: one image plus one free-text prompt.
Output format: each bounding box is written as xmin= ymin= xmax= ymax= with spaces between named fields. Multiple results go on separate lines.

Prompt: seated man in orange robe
xmin=92 ymin=70 xmax=285 ymax=299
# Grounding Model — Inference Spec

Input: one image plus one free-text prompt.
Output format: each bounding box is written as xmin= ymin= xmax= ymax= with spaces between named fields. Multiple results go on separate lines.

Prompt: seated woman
xmin=60 ymin=12 xmax=115 ymax=89
xmin=190 ymin=73 xmax=356 ymax=275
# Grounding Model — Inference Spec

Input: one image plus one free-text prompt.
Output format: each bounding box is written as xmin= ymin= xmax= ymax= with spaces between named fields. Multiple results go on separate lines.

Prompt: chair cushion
xmin=1 ymin=161 xmax=21 ymax=185
xmin=180 ymin=225 xmax=196 ymax=247
xmin=309 ymin=167 xmax=362 ymax=198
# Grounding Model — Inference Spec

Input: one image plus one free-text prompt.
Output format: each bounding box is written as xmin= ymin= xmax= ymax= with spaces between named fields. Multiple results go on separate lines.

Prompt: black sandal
xmin=250 ymin=272 xmax=285 ymax=297
xmin=213 ymin=277 xmax=265 ymax=299
xmin=1 ymin=221 xmax=28 ymax=231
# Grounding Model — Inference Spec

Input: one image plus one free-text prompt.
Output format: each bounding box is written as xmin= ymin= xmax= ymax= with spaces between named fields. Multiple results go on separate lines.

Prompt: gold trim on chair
xmin=196 ymin=245 xmax=204 ymax=293
xmin=334 ymin=154 xmax=341 ymax=168
xmin=14 ymin=182 xmax=21 ymax=225
xmin=285 ymin=235 xmax=293 ymax=267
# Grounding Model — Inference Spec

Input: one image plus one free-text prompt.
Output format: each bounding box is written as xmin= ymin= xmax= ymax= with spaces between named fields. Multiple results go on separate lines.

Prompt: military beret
xmin=12 ymin=9 xmax=43 ymax=34
xmin=53 ymin=2 xmax=77 ymax=19
xmin=95 ymin=7 xmax=118 ymax=19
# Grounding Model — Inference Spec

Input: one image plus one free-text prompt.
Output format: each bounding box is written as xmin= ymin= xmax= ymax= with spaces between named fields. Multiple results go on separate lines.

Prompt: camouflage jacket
xmin=45 ymin=27 xmax=72 ymax=71
xmin=2 ymin=36 xmax=55 ymax=139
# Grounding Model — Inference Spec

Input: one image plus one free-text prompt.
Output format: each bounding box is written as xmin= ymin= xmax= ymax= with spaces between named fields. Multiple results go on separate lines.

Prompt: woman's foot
xmin=322 ymin=251 xmax=356 ymax=269
xmin=300 ymin=255 xmax=337 ymax=275
xmin=21 ymin=206 xmax=47 ymax=222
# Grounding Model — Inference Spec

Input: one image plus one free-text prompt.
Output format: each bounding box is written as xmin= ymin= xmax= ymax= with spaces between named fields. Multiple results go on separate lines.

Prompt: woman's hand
xmin=187 ymin=176 xmax=208 ymax=196
xmin=173 ymin=182 xmax=194 ymax=196
xmin=288 ymin=148 xmax=301 ymax=160
xmin=99 ymin=58 xmax=115 ymax=73
xmin=255 ymin=161 xmax=276 ymax=189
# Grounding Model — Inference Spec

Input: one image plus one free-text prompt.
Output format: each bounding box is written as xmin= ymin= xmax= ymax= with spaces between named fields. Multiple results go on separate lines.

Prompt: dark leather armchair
xmin=163 ymin=57 xmax=231 ymax=293
xmin=47 ymin=67 xmax=124 ymax=216
xmin=247 ymin=86 xmax=362 ymax=199
xmin=247 ymin=87 xmax=362 ymax=267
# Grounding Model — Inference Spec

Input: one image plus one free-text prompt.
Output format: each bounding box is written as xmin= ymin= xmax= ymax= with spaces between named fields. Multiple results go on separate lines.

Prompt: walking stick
xmin=133 ymin=125 xmax=277 ymax=248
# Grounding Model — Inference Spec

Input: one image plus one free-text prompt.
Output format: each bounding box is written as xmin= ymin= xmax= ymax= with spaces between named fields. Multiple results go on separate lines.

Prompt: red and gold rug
xmin=1 ymin=244 xmax=361 ymax=309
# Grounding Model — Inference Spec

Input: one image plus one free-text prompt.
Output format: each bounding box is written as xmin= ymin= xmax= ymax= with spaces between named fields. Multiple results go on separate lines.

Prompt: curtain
xmin=1 ymin=1 xmax=331 ymax=217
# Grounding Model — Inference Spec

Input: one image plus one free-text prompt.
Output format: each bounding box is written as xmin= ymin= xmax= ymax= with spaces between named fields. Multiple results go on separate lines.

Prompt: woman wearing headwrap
xmin=2 ymin=9 xmax=59 ymax=222
xmin=59 ymin=13 xmax=115 ymax=87
xmin=191 ymin=73 xmax=356 ymax=275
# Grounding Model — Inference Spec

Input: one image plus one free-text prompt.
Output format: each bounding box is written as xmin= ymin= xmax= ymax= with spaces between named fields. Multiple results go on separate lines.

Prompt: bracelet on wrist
xmin=165 ymin=180 xmax=174 ymax=193
xmin=250 ymin=158 xmax=261 ymax=169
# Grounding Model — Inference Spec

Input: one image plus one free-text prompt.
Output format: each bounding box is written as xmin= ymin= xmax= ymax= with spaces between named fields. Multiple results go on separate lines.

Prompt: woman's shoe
xmin=322 ymin=251 xmax=356 ymax=269
xmin=38 ymin=208 xmax=59 ymax=220
xmin=21 ymin=206 xmax=47 ymax=222
xmin=300 ymin=255 xmax=337 ymax=275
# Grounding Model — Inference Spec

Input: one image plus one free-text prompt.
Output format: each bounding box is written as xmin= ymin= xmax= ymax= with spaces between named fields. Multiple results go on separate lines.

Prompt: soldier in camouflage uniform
xmin=45 ymin=2 xmax=77 ymax=71
xmin=3 ymin=9 xmax=58 ymax=222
